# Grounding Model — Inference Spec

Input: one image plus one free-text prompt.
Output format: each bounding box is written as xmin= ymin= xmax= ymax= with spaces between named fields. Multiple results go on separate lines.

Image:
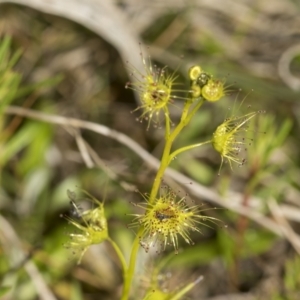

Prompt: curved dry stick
xmin=5 ymin=105 xmax=288 ymax=237
xmin=268 ymin=198 xmax=300 ymax=255
xmin=65 ymin=126 xmax=136 ymax=191
xmin=0 ymin=0 xmax=145 ymax=88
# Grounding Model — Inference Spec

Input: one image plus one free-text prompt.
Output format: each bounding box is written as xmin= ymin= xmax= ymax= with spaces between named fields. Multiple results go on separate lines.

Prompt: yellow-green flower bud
xmin=202 ymin=79 xmax=225 ymax=102
xmin=126 ymin=55 xmax=175 ymax=129
xmin=212 ymin=111 xmax=258 ymax=174
xmin=189 ymin=65 xmax=202 ymax=81
xmin=191 ymin=84 xmax=201 ymax=98
xmin=62 ymin=190 xmax=108 ymax=264
xmin=129 ymin=189 xmax=221 ymax=254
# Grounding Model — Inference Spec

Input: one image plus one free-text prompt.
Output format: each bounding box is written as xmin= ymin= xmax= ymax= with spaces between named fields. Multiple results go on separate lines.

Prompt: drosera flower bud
xmin=202 ymin=78 xmax=225 ymax=102
xmin=189 ymin=65 xmax=202 ymax=81
xmin=61 ymin=190 xmax=108 ymax=264
xmin=212 ymin=109 xmax=263 ymax=175
xmin=188 ymin=65 xmax=227 ymax=101
xmin=128 ymin=187 xmax=221 ymax=254
xmin=188 ymin=66 xmax=203 ymax=100
xmin=125 ymin=46 xmax=191 ymax=129
xmin=190 ymin=84 xmax=201 ymax=98
xmin=125 ymin=54 xmax=173 ymax=129
xmin=196 ymin=72 xmax=212 ymax=88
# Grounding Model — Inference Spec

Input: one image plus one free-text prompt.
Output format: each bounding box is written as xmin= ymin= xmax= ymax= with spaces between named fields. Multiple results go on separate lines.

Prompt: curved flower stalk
xmin=129 ymin=188 xmax=221 ymax=254
xmin=62 ymin=190 xmax=108 ymax=264
xmin=212 ymin=110 xmax=263 ymax=174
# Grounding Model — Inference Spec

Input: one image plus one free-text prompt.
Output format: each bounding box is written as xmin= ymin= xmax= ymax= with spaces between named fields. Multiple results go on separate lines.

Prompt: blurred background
xmin=0 ymin=0 xmax=300 ymax=299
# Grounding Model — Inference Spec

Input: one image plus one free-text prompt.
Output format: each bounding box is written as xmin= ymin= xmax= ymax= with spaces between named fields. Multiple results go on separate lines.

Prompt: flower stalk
xmin=121 ymin=61 xmax=229 ymax=299
xmin=168 ymin=140 xmax=212 ymax=164
xmin=122 ymin=96 xmax=206 ymax=299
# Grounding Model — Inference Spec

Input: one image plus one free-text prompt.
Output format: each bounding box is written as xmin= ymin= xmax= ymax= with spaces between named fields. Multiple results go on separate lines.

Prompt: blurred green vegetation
xmin=0 ymin=1 xmax=300 ymax=300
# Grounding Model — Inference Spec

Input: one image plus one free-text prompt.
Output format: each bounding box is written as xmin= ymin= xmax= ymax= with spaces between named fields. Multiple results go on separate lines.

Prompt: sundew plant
xmin=62 ymin=49 xmax=263 ymax=300
xmin=0 ymin=35 xmax=264 ymax=299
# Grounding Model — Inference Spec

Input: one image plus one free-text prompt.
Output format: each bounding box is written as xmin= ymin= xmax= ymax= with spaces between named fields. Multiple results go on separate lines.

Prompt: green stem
xmin=164 ymin=110 xmax=171 ymax=140
xmin=149 ymin=98 xmax=205 ymax=205
xmin=122 ymin=98 xmax=205 ymax=299
xmin=180 ymin=99 xmax=193 ymax=122
xmin=168 ymin=140 xmax=211 ymax=164
xmin=121 ymin=227 xmax=144 ymax=300
xmin=107 ymin=237 xmax=127 ymax=277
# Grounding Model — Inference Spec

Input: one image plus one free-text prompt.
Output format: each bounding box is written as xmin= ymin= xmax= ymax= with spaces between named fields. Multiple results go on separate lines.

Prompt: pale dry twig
xmin=4 ymin=105 xmax=298 ymax=238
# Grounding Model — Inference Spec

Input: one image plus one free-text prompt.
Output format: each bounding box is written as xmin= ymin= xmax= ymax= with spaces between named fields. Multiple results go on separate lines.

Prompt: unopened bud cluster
xmin=189 ymin=65 xmax=225 ymax=102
